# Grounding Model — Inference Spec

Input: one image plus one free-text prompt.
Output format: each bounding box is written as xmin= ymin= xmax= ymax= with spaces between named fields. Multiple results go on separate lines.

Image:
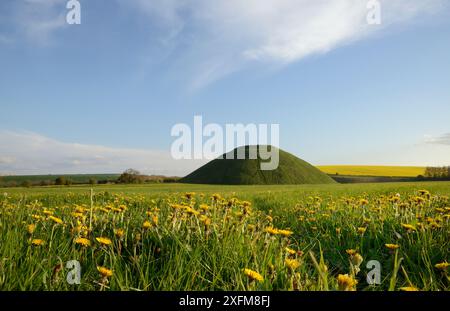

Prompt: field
xmin=318 ymin=166 xmax=425 ymax=177
xmin=0 ymin=182 xmax=449 ymax=291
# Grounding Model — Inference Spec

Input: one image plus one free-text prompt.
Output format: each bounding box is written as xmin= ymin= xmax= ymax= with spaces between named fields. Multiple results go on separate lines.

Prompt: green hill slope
xmin=181 ymin=145 xmax=336 ymax=185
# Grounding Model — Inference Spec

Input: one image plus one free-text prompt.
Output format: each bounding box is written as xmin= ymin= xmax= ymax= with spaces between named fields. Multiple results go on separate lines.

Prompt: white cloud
xmin=0 ymin=131 xmax=206 ymax=176
xmin=0 ymin=0 xmax=67 ymax=45
xmin=121 ymin=0 xmax=447 ymax=88
xmin=424 ymin=133 xmax=450 ymax=146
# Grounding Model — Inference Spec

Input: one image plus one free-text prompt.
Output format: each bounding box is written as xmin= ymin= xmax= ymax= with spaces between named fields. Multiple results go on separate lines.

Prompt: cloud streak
xmin=0 ymin=0 xmax=67 ymax=46
xmin=121 ymin=0 xmax=448 ymax=88
xmin=425 ymin=133 xmax=450 ymax=146
xmin=0 ymin=131 xmax=206 ymax=176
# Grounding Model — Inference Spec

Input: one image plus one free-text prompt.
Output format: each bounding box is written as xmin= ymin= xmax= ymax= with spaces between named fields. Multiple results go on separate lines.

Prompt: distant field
xmin=318 ymin=165 xmax=425 ymax=177
xmin=0 ymin=174 xmax=119 ymax=184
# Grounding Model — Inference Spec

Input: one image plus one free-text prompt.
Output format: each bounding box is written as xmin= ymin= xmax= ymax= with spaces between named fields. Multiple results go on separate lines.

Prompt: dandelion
xmin=97 ymin=266 xmax=113 ymax=278
xmin=285 ymin=247 xmax=296 ymax=255
xmin=357 ymin=227 xmax=367 ymax=234
xmin=385 ymin=244 xmax=400 ymax=250
xmin=401 ymin=224 xmax=417 ymax=232
xmin=350 ymin=253 xmax=364 ymax=267
xmin=335 ymin=227 xmax=341 ymax=235
xmin=74 ymin=237 xmax=91 ymax=247
xmin=184 ymin=192 xmax=195 ymax=200
xmin=31 ymin=239 xmax=45 ymax=246
xmin=435 ymin=262 xmax=450 ymax=271
xmin=184 ymin=206 xmax=200 ymax=216
xmin=199 ymin=215 xmax=211 ymax=226
xmin=346 ymin=249 xmax=357 ymax=256
xmin=277 ymin=229 xmax=294 ymax=237
xmin=359 ymin=199 xmax=369 ymax=206
xmin=199 ymin=204 xmax=209 ymax=211
xmin=265 ymin=227 xmax=279 ymax=235
xmin=49 ymin=216 xmax=63 ymax=225
xmin=243 ymin=268 xmax=264 ymax=283
xmin=27 ymin=224 xmax=36 ymax=234
xmin=72 ymin=212 xmax=84 ymax=218
xmin=337 ymin=274 xmax=358 ymax=291
xmin=143 ymin=221 xmax=152 ymax=229
xmin=96 ymin=237 xmax=112 ymax=246
xmin=114 ymin=228 xmax=125 ymax=239
xmin=285 ymin=258 xmax=301 ymax=270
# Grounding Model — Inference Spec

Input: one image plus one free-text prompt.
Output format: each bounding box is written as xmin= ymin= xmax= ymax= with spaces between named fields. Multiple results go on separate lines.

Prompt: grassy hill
xmin=318 ymin=165 xmax=425 ymax=177
xmin=181 ymin=145 xmax=336 ymax=185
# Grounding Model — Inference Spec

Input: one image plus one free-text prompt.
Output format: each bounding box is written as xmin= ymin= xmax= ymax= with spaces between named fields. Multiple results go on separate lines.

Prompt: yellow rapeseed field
xmin=317 ymin=166 xmax=425 ymax=177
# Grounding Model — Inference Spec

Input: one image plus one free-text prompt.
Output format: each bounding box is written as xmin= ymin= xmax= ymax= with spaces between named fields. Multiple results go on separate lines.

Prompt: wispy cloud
xmin=121 ymin=0 xmax=447 ymax=88
xmin=0 ymin=131 xmax=206 ymax=176
xmin=1 ymin=0 xmax=67 ymax=46
xmin=424 ymin=133 xmax=450 ymax=146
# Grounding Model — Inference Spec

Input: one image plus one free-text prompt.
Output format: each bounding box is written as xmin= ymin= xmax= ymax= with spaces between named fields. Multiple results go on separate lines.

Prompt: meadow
xmin=0 ymin=182 xmax=449 ymax=291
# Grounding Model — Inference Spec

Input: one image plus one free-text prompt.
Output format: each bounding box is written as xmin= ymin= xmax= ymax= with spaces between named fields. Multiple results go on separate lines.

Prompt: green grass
xmin=0 ymin=182 xmax=449 ymax=291
xmin=182 ymin=146 xmax=335 ymax=185
xmin=318 ymin=165 xmax=425 ymax=177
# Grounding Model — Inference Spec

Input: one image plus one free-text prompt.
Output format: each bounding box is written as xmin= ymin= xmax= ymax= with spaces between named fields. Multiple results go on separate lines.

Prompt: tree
xmin=89 ymin=178 xmax=97 ymax=185
xmin=55 ymin=176 xmax=66 ymax=185
xmin=117 ymin=169 xmax=145 ymax=184
xmin=21 ymin=180 xmax=32 ymax=188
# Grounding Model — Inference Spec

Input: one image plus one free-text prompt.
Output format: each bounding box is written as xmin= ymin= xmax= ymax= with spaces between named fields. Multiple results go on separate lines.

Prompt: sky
xmin=1 ymin=0 xmax=450 ymax=176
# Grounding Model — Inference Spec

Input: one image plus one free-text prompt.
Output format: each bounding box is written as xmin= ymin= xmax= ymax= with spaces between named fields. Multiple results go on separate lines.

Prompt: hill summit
xmin=181 ymin=145 xmax=336 ymax=185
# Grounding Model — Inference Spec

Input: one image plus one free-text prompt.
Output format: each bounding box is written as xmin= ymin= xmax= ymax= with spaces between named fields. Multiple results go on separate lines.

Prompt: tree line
xmin=423 ymin=166 xmax=450 ymax=178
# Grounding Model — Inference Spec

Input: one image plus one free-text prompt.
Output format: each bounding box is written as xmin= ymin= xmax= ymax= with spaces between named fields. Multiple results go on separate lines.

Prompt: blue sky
xmin=1 ymin=0 xmax=450 ymax=175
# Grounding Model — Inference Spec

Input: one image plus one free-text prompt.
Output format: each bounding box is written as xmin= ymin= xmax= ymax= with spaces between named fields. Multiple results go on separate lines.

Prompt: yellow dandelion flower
xmin=337 ymin=274 xmax=358 ymax=291
xmin=96 ymin=237 xmax=112 ymax=246
xmin=350 ymin=253 xmax=364 ymax=267
xmin=49 ymin=216 xmax=64 ymax=225
xmin=74 ymin=237 xmax=91 ymax=247
xmin=72 ymin=212 xmax=84 ymax=218
xmin=243 ymin=268 xmax=264 ymax=282
xmin=199 ymin=204 xmax=209 ymax=211
xmin=401 ymin=224 xmax=417 ymax=232
xmin=184 ymin=192 xmax=195 ymax=200
xmin=357 ymin=227 xmax=367 ymax=234
xmin=31 ymin=239 xmax=45 ymax=246
xmin=285 ymin=258 xmax=301 ymax=270
xmin=277 ymin=229 xmax=294 ymax=237
xmin=435 ymin=262 xmax=450 ymax=271
xmin=27 ymin=224 xmax=36 ymax=234
xmin=346 ymin=249 xmax=357 ymax=256
xmin=184 ymin=206 xmax=200 ymax=216
xmin=385 ymin=244 xmax=400 ymax=250
xmin=114 ymin=228 xmax=125 ymax=239
xmin=285 ymin=247 xmax=296 ymax=255
xmin=97 ymin=266 xmax=113 ymax=278
xmin=143 ymin=221 xmax=152 ymax=229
